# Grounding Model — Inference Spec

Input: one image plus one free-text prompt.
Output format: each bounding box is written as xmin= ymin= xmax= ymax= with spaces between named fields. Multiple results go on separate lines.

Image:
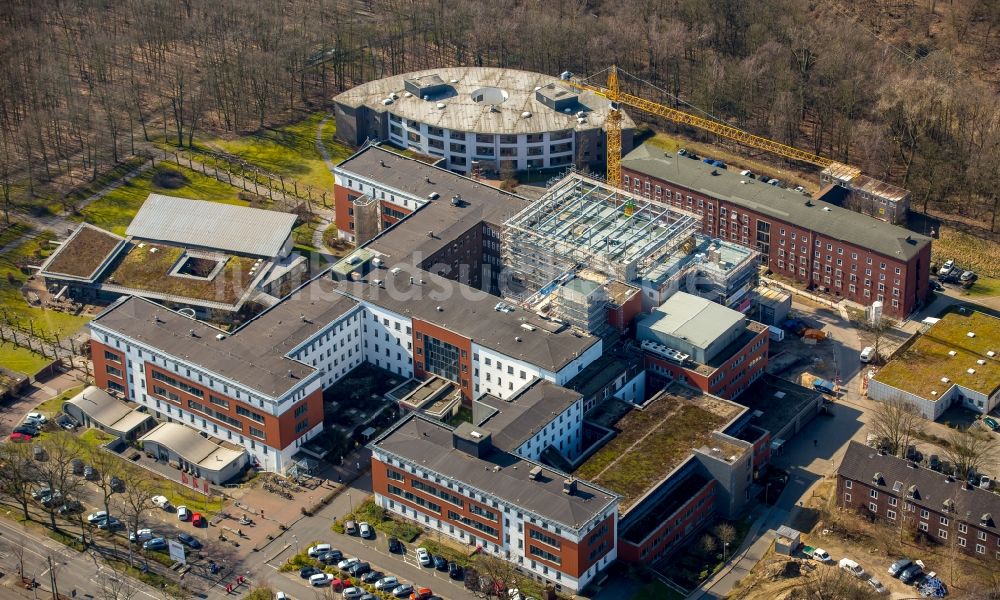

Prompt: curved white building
xmin=333 ymin=67 xmax=634 ymax=175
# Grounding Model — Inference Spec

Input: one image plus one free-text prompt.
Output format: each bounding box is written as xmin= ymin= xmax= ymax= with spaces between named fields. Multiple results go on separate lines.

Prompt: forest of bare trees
xmin=2 ymin=0 xmax=1000 ymax=229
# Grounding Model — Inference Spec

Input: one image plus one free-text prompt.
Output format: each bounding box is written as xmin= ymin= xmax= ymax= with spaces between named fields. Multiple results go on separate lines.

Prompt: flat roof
xmin=622 ymin=144 xmax=930 ymax=261
xmin=141 ymin=422 xmax=246 ymax=471
xmin=873 ymin=310 xmax=1000 ymax=400
xmin=337 ymin=147 xmax=528 ymax=259
xmin=475 ymin=380 xmax=582 ymax=452
xmin=640 ymin=292 xmax=744 ymax=351
xmin=736 ymin=375 xmax=822 ymax=436
xmin=372 ymin=414 xmax=618 ymax=530
xmin=574 ymin=383 xmax=745 ymax=510
xmin=102 ymin=242 xmax=263 ymax=307
xmin=91 ymin=276 xmax=360 ymax=398
xmin=333 ymin=263 xmax=599 ymax=373
xmin=40 ymin=223 xmax=126 ymax=282
xmin=126 ymin=194 xmax=297 ymax=258
xmin=565 ymin=352 xmax=639 ymax=400
xmin=334 ymin=67 xmax=634 ymax=135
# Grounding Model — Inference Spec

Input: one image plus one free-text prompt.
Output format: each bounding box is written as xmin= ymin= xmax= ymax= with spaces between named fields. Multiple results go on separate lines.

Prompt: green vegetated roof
xmin=574 ymin=387 xmax=736 ymax=509
xmin=105 ymin=243 xmax=258 ymax=305
xmin=874 ymin=310 xmax=1000 ymax=400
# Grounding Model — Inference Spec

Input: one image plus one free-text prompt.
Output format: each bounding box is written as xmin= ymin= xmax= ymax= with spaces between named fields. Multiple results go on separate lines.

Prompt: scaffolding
xmin=502 ymin=173 xmax=700 ymax=293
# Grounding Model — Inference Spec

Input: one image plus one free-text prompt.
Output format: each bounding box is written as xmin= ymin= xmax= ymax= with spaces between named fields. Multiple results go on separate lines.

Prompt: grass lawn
xmin=0 ymin=342 xmax=52 ymax=375
xmin=932 ymin=225 xmax=1000 ymax=279
xmin=78 ymin=428 xmax=115 ymax=451
xmin=77 ymin=164 xmax=246 ymax=235
xmin=34 ymin=384 xmax=86 ymax=416
xmin=0 ymin=230 xmax=92 ymax=337
xmin=963 ymin=275 xmax=1000 ymax=298
xmin=293 ymin=217 xmax=321 ymax=252
xmin=107 ymin=243 xmax=257 ymax=304
xmin=332 ymin=497 xmax=421 ymax=542
xmin=631 ymin=580 xmax=684 ymax=600
xmin=198 ymin=112 xmax=352 ymax=192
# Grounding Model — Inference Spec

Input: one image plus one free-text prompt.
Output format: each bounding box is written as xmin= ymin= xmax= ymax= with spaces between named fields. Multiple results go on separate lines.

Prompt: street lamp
xmin=723 ymin=542 xmax=730 ymax=563
xmin=347 ymin=491 xmax=353 ymax=516
xmin=293 ymin=535 xmax=299 ymax=552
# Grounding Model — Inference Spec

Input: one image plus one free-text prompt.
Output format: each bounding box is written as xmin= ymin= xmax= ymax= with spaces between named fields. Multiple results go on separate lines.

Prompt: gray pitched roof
xmin=839 ymin=441 xmax=1000 ymax=533
xmin=126 ymin=194 xmax=297 ymax=257
xmin=371 ymin=414 xmax=618 ymax=530
xmin=621 ymin=144 xmax=930 ymax=261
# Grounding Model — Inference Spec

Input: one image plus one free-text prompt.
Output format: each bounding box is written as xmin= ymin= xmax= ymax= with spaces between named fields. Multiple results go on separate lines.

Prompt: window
xmin=236 ymin=405 xmax=265 ymax=423
xmin=845 ymin=480 xmax=852 ymax=489
xmin=151 ymin=370 xmax=203 ymax=398
xmin=529 ymin=545 xmax=561 ymax=565
xmin=919 ymin=522 xmax=928 ymax=532
xmin=940 ymin=516 xmax=949 ymax=526
xmin=529 ymin=529 xmax=561 ymax=548
xmin=844 ymin=493 xmax=852 ymax=503
xmin=294 ymin=403 xmax=308 ymax=418
xmin=888 ymin=497 xmax=897 ymax=506
xmin=448 ymin=510 xmax=497 ymax=536
xmin=869 ymin=502 xmax=878 ymax=512
xmin=249 ymin=426 xmax=265 ymax=440
xmin=209 ymin=395 xmax=229 ymax=409
xmin=390 ymin=485 xmax=442 ymax=514
xmin=959 ymin=523 xmax=968 ymax=533
xmin=886 ymin=510 xmax=896 ymax=520
xmin=959 ymin=537 xmax=967 ymax=547
xmin=105 ymin=364 xmax=123 ymax=378
xmin=980 ymin=531 xmax=988 ymax=541
xmin=977 ymin=544 xmax=986 ymax=554
xmin=920 ymin=509 xmax=929 ymax=519
xmin=104 ymin=350 xmax=121 ymax=363
xmin=939 ymin=529 xmax=948 ymax=539
xmin=870 ymin=489 xmax=879 ymax=499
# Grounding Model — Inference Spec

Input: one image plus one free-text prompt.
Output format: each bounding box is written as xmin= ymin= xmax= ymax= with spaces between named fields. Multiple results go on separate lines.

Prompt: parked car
xmin=308 ymin=543 xmax=332 ymax=558
xmin=309 ymin=573 xmax=334 ymax=587
xmin=129 ymin=528 xmax=155 ymax=543
xmin=347 ymin=561 xmax=371 ymax=577
xmin=391 ymin=584 xmax=414 ymax=598
xmin=87 ymin=510 xmax=108 ymax=524
xmin=983 ymin=417 xmax=1000 ymax=432
xmin=929 ymin=455 xmax=941 ymax=471
xmin=860 ymin=346 xmax=876 ymax=363
xmin=358 ymin=521 xmax=373 ymax=539
xmin=416 ymin=547 xmax=432 ymax=567
xmin=151 ymin=495 xmax=171 ymax=510
xmin=177 ymin=533 xmax=202 ymax=549
xmin=375 ymin=576 xmax=399 ymax=591
xmin=929 ymin=279 xmax=943 ymax=292
xmin=899 ymin=564 xmax=925 ymax=584
xmin=83 ymin=465 xmax=97 ymax=480
xmin=299 ymin=566 xmax=321 ymax=579
xmin=981 ymin=475 xmax=992 ymax=489
xmin=191 ymin=512 xmax=204 ymax=526
xmin=176 ymin=506 xmax=191 ymax=521
xmin=57 ymin=500 xmax=82 ymax=515
xmin=938 ymin=259 xmax=955 ymax=276
xmin=434 ymin=555 xmax=448 ymax=571
xmin=318 ymin=550 xmax=343 ymax=564
xmin=32 ymin=487 xmax=53 ymax=501
xmin=807 ymin=548 xmax=831 ymax=562
xmin=768 ymin=179 xmax=782 ymax=187
xmin=13 ymin=425 xmax=39 ymax=436
xmin=388 ymin=537 xmax=403 ymax=553
xmin=344 ymin=520 xmax=357 ymax=535
xmin=25 ymin=412 xmax=47 ymax=425
xmin=409 ymin=588 xmax=433 ymax=600
xmin=449 ymin=562 xmax=463 ymax=579
xmin=960 ymin=270 xmax=977 ymax=282
xmin=9 ymin=432 xmax=31 ymax=442
xmin=343 ymin=587 xmax=365 ymax=599
xmin=143 ymin=537 xmax=167 ymax=551
xmin=40 ymin=492 xmax=64 ymax=508
xmin=361 ymin=571 xmax=382 ymax=584
xmin=839 ymin=558 xmax=865 ymax=578
xmin=97 ymin=517 xmax=122 ymax=530
xmin=868 ymin=577 xmax=887 ymax=594
xmin=337 ymin=557 xmax=360 ymax=571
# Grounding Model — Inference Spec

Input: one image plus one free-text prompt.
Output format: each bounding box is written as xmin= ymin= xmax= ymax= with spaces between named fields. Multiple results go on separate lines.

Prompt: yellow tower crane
xmin=563 ymin=65 xmax=860 ymax=186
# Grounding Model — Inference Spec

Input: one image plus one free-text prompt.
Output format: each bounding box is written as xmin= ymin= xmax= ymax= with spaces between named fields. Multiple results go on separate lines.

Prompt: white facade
xmin=372 ymin=450 xmax=617 ymax=592
xmin=288 ymin=307 xmax=366 ymax=387
xmin=362 ymin=305 xmax=416 ymax=377
xmin=90 ymin=325 xmax=324 ymax=472
xmin=514 ymin=397 xmax=584 ymax=462
xmin=867 ymin=378 xmax=998 ymax=421
xmin=387 ymin=115 xmax=577 ymax=174
xmin=334 ymin=170 xmax=427 ymax=242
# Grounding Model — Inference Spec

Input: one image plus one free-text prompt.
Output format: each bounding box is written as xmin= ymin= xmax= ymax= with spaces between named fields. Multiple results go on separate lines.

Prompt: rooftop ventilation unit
xmin=968 ymin=331 xmax=976 ymax=338
xmin=641 ymin=340 xmax=690 ymax=365
xmin=528 ymin=465 xmax=543 ymax=480
xmin=520 ymin=323 xmax=536 ymax=331
xmin=215 ymin=333 xmax=225 ymax=341
xmin=390 ymin=267 xmax=402 ymax=276
xmin=948 ymin=350 xmax=957 ymax=356
xmin=988 ymin=350 xmax=996 ymax=357
xmin=428 ymin=192 xmax=439 ymax=200
xmin=823 ymin=207 xmax=832 ymax=212
xmin=382 ymin=98 xmax=394 ymax=106
xmin=403 ymin=91 xmax=412 ymax=98
xmin=436 ymin=306 xmax=443 ymax=312
xmin=978 ymin=359 xmax=986 ymax=365
xmin=436 ymin=102 xmax=446 ymax=109
xmin=968 ymin=368 xmax=976 ymax=374
xmin=941 ymin=377 xmax=950 ymax=383
xmin=521 ymin=111 xmax=532 ymax=118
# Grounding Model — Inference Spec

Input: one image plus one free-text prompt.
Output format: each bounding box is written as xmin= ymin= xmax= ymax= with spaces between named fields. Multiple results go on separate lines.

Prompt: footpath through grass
xmin=77 ymin=164 xmax=246 ymax=235
xmin=35 ymin=384 xmax=86 ymax=416
xmin=198 ymin=112 xmax=353 ymax=192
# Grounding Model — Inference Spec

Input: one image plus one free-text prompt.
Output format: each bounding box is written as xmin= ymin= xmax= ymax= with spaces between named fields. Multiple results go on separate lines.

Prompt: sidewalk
xmin=687 ymin=506 xmax=777 ymax=600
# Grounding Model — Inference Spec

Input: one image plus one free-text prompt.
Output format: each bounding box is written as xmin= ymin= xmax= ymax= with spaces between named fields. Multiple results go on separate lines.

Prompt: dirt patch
xmin=152 ymin=168 xmax=191 ymax=189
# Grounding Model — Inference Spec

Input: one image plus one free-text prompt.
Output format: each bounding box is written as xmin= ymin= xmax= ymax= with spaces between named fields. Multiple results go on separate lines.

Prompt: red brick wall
xmin=622 ymin=167 xmax=929 ymax=318
xmin=90 ymin=340 xmax=128 ymax=397
xmin=144 ymin=363 xmax=320 ymax=450
xmin=334 ymin=184 xmax=355 ymax=238
xmin=617 ymin=480 xmax=716 ymax=563
xmin=643 ymin=327 xmax=766 ymax=400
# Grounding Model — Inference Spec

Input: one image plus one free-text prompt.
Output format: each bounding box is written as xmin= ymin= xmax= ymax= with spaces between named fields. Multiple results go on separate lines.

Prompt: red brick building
xmin=621 ymin=144 xmax=932 ymax=318
xmin=838 ymin=441 xmax=1000 ymax=561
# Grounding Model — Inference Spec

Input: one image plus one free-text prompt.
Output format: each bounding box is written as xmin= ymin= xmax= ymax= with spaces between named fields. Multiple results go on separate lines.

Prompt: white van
xmin=860 ymin=346 xmax=875 ymax=363
xmin=839 ymin=558 xmax=865 ymax=578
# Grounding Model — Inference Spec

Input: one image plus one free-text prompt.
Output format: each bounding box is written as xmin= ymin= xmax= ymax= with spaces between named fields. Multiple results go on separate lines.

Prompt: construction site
xmin=501 ymin=172 xmax=759 ymax=335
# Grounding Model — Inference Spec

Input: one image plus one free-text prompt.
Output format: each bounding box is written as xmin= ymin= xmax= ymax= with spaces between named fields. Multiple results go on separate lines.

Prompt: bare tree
xmin=943 ymin=426 xmax=996 ymax=482
xmin=853 ymin=315 xmax=898 ymax=366
xmin=792 ymin=566 xmax=878 ymax=600
xmin=96 ymin=561 xmax=140 ymax=600
xmin=868 ymin=399 xmax=920 ymax=458
xmin=119 ymin=466 xmax=157 ymax=567
xmin=35 ymin=432 xmax=85 ymax=531
xmin=470 ymin=552 xmax=539 ymax=599
xmin=0 ymin=442 xmax=40 ymax=520
xmin=88 ymin=446 xmax=126 ymax=552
